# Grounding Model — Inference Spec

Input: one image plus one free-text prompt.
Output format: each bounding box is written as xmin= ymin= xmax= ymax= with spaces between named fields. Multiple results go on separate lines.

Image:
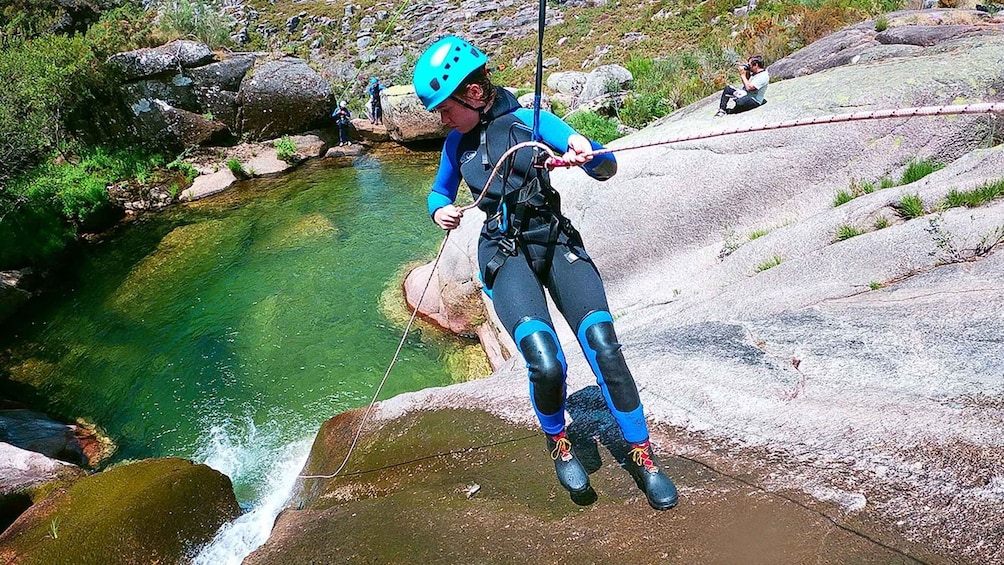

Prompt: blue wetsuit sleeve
xmin=427 ymin=131 xmax=462 ymax=216
xmin=513 ymin=108 xmax=617 ymax=181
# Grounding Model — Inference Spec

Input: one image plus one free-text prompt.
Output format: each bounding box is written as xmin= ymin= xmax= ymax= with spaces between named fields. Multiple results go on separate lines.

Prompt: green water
xmin=1 ymin=151 xmax=459 ymax=500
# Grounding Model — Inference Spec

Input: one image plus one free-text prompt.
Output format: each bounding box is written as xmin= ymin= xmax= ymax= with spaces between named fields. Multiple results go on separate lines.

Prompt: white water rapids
xmin=190 ymin=420 xmax=313 ymax=565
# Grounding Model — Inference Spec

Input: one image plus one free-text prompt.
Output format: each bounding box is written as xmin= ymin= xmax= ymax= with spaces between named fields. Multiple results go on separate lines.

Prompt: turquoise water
xmin=1 ymin=151 xmax=456 ymax=501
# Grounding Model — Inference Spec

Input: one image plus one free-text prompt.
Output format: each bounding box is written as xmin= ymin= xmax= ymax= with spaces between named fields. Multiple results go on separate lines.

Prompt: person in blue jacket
xmin=413 ymin=36 xmax=678 ymax=510
xmin=367 ymin=77 xmax=386 ymax=124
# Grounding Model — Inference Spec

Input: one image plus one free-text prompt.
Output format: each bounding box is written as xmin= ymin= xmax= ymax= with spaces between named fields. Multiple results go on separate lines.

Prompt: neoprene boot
xmin=546 ymin=430 xmax=590 ymax=494
xmin=627 ymin=441 xmax=678 ymax=510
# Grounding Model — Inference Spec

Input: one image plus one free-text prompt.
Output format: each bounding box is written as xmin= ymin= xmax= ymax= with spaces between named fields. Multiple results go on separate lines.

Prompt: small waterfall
xmin=192 ymin=420 xmax=313 ymax=565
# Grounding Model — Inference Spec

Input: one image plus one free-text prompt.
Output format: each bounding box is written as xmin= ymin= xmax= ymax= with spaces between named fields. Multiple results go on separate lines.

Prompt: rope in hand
xmin=298 ymin=100 xmax=1002 ymax=480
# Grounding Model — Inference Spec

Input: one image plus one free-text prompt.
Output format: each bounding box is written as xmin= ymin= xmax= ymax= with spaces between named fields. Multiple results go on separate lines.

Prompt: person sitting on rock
xmin=332 ymin=101 xmax=352 ymax=146
xmin=715 ymin=55 xmax=769 ymax=117
xmin=413 ymin=35 xmax=679 ymax=511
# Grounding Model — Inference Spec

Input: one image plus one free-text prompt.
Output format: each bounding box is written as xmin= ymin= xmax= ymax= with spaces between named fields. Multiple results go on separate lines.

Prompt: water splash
xmin=191 ymin=420 xmax=313 ymax=565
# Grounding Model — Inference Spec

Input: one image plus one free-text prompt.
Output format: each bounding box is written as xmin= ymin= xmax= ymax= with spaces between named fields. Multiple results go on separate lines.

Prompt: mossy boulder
xmin=0 ymin=458 xmax=240 ymax=565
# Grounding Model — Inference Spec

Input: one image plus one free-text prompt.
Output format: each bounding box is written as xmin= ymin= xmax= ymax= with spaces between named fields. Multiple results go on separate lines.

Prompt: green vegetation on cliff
xmin=0 ymin=0 xmax=908 ymax=270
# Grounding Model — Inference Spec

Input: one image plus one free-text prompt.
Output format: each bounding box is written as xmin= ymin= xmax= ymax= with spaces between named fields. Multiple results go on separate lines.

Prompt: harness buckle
xmin=498 ymin=236 xmax=518 ymax=256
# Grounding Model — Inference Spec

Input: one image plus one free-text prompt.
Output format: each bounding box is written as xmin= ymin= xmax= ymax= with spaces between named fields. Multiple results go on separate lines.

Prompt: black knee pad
xmin=584 ymin=321 xmax=641 ymax=412
xmin=519 ymin=330 xmax=566 ymax=416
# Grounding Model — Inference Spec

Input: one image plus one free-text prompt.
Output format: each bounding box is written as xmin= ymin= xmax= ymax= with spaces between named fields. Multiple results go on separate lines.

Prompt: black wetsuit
xmin=426 ymin=88 xmax=649 ymax=443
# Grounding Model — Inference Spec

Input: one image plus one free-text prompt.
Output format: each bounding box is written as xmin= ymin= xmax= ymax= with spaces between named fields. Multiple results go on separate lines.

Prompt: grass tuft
xmin=896 ymin=193 xmax=925 ymax=219
xmin=835 ymin=224 xmax=865 ymax=241
xmin=942 ymin=177 xmax=1004 ymax=209
xmin=755 ymin=254 xmax=783 ymax=273
xmin=900 ymin=158 xmax=944 ymax=185
xmin=833 ymin=189 xmax=855 ymax=207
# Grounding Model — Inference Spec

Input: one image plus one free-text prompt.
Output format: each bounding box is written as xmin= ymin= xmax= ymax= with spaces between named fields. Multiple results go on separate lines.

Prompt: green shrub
xmin=748 ymin=228 xmax=771 ymax=240
xmin=155 ymin=0 xmax=235 ymax=49
xmin=900 ymin=158 xmax=944 ymax=185
xmin=874 ymin=15 xmax=889 ymax=32
xmin=0 ymin=145 xmax=167 ymax=268
xmin=869 ymin=281 xmax=882 ymax=290
xmin=0 ymin=34 xmax=100 ymax=182
xmin=942 ymin=178 xmax=1004 ymax=209
xmin=896 ymin=193 xmax=925 ymax=219
xmin=835 ymin=224 xmax=865 ymax=241
xmin=274 ymin=136 xmax=297 ymax=163
xmin=874 ymin=216 xmax=889 ymax=229
xmin=227 ymin=158 xmax=249 ymax=178
xmin=879 ymin=176 xmax=897 ymax=189
xmin=565 ymin=111 xmax=622 ymax=145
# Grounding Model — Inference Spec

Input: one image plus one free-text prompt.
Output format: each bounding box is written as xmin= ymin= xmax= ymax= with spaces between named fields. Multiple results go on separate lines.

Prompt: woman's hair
xmin=456 ymin=65 xmax=495 ymax=104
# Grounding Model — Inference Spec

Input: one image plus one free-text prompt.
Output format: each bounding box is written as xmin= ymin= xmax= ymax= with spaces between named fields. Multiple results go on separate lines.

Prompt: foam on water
xmin=191 ymin=419 xmax=313 ymax=565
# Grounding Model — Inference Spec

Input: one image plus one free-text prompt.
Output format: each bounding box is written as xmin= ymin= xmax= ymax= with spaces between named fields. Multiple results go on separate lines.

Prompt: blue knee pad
xmin=577 ymin=310 xmax=649 ymax=443
xmin=515 ymin=318 xmax=568 ymax=435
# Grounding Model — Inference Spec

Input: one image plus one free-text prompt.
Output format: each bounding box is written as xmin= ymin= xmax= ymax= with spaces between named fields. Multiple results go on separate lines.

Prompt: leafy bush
xmin=0 ymin=34 xmax=100 ymax=182
xmin=565 ymin=111 xmax=622 ymax=145
xmin=874 ymin=216 xmax=889 ymax=229
xmin=155 ymin=0 xmax=234 ymax=49
xmin=1 ymin=146 xmax=168 ymax=268
xmin=227 ymin=158 xmax=249 ymax=179
xmin=874 ymin=15 xmax=889 ymax=32
xmin=274 ymin=136 xmax=297 ymax=163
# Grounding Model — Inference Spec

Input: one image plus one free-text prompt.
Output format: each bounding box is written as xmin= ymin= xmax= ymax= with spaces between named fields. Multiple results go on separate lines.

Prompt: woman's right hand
xmin=433 ymin=205 xmax=464 ymax=230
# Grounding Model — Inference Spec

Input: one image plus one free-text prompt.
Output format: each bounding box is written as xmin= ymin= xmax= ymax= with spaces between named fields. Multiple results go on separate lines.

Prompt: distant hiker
xmin=367 ymin=77 xmax=386 ymax=125
xmin=715 ymin=55 xmax=769 ymax=117
xmin=413 ymin=35 xmax=679 ymax=510
xmin=333 ymin=101 xmax=352 ymax=146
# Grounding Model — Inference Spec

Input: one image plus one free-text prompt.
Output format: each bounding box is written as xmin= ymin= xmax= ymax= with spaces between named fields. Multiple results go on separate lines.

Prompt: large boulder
xmin=400 ymin=21 xmax=1004 ymax=564
xmin=0 ymin=443 xmax=85 ymax=533
xmin=106 ymin=40 xmax=215 ymax=81
xmin=578 ymin=64 xmax=633 ymax=105
xmin=0 ymin=458 xmax=240 ymax=565
xmin=381 ymin=84 xmax=451 ymax=142
xmin=237 ymin=57 xmax=335 ymax=140
xmin=768 ymin=9 xmax=996 ymax=80
xmin=0 ymin=409 xmax=90 ymax=467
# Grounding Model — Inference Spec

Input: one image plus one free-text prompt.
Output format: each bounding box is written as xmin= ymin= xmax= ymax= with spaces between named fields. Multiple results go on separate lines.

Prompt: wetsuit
xmin=427 ymin=87 xmax=649 ymax=443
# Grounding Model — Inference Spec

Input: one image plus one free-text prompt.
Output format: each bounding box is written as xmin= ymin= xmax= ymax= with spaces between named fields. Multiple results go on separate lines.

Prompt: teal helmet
xmin=413 ymin=36 xmax=488 ymax=111
xmin=369 ymin=77 xmax=378 ymax=85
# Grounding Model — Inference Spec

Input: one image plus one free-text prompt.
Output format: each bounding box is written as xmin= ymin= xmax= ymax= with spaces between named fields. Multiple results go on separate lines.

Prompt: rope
xmin=299 ymin=232 xmax=451 ymax=480
xmin=298 ymin=99 xmax=1003 ymax=480
xmin=587 ymin=101 xmax=1004 ymax=159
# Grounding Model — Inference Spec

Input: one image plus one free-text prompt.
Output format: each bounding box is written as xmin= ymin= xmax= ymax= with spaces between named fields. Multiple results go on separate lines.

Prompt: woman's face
xmin=435 ymin=85 xmax=482 ymax=133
